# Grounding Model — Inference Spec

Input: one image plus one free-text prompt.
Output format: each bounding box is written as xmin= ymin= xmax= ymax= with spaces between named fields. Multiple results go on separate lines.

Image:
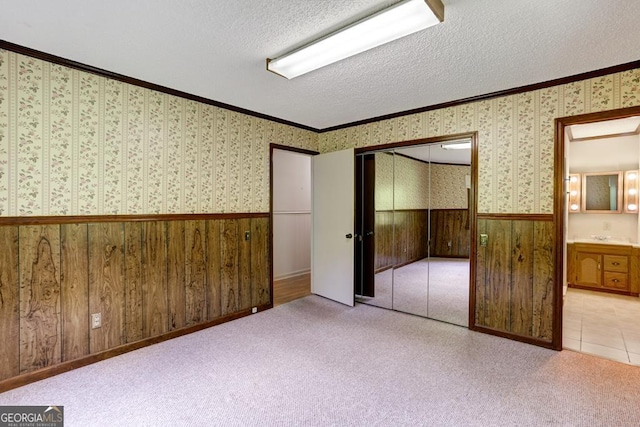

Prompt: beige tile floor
xmin=563 ymin=288 xmax=640 ymax=365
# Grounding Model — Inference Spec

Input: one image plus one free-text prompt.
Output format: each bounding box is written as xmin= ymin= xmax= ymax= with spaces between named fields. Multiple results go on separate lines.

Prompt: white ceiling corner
xmin=1 ymin=0 xmax=640 ymax=130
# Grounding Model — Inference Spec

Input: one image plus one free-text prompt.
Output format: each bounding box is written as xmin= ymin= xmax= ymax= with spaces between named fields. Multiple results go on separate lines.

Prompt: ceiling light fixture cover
xmin=568 ymin=116 xmax=640 ymax=141
xmin=267 ymin=0 xmax=444 ymax=79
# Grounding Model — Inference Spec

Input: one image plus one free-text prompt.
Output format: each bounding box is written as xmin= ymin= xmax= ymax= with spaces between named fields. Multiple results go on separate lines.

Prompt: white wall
xmin=273 ymin=149 xmax=312 ymax=279
xmin=568 ymin=213 xmax=638 ymax=242
xmin=569 ymin=134 xmax=639 ymax=173
xmin=568 ymin=133 xmax=640 ymax=243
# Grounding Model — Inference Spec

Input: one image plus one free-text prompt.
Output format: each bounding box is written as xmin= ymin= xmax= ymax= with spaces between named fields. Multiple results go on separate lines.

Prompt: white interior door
xmin=312 ymin=148 xmax=355 ymax=306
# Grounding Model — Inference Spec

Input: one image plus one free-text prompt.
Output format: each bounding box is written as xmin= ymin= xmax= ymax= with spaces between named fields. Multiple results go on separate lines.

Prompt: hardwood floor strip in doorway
xmin=273 ymin=273 xmax=311 ymax=307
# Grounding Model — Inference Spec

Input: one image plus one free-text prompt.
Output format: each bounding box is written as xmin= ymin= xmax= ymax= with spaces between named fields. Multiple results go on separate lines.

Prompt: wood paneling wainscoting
xmin=374 ymin=211 xmax=394 ymax=272
xmin=374 ymin=209 xmax=470 ymax=272
xmin=473 ymin=214 xmax=556 ymax=348
xmin=394 ymin=210 xmax=429 ymax=268
xmin=0 ymin=213 xmax=270 ymax=392
xmin=374 ymin=210 xmax=429 ymax=272
xmin=430 ymin=209 xmax=470 ymax=258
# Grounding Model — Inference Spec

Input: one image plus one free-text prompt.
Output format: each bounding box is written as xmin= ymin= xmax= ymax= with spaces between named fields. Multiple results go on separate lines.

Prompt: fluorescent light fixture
xmin=568 ymin=116 xmax=640 ymax=141
xmin=267 ymin=0 xmax=444 ymax=79
xmin=441 ymin=142 xmax=471 ymax=150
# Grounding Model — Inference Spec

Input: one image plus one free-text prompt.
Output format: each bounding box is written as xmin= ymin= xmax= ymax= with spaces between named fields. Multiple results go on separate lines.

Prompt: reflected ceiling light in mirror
xmin=441 ymin=141 xmax=471 ymax=150
xmin=267 ymin=0 xmax=444 ymax=79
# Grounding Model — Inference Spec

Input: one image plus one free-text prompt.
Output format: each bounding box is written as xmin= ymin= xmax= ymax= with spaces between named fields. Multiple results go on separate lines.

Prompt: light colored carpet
xmin=2 ymin=295 xmax=639 ymax=426
xmin=359 ymin=258 xmax=469 ymax=326
xmin=422 ymin=257 xmax=469 ymax=326
xmin=357 ymin=268 xmax=393 ymax=309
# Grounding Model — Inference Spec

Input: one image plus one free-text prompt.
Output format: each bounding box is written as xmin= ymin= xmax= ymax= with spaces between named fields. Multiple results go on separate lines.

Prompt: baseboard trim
xmin=470 ymin=324 xmax=558 ymax=350
xmin=274 ymin=269 xmax=311 ymax=281
xmin=568 ymin=284 xmax=638 ymax=297
xmin=393 ymin=257 xmax=427 ymax=270
xmin=374 ymin=265 xmax=393 ymax=274
xmin=375 ymin=257 xmax=433 ymax=273
xmin=429 ymin=255 xmax=470 ymax=259
xmin=0 ymin=303 xmax=272 ymax=393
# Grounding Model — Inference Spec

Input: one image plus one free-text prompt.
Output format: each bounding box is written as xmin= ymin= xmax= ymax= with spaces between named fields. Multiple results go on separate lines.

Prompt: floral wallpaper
xmin=3 ymin=46 xmax=639 ymax=217
xmin=319 ymin=69 xmax=640 ymax=214
xmin=374 ymin=152 xmax=469 ymax=210
xmin=392 ymin=154 xmax=429 ymax=210
xmin=374 ymin=153 xmax=394 ymax=211
xmin=430 ymin=163 xmax=470 ymax=210
xmin=582 ymin=175 xmax=614 ymax=211
xmin=0 ymin=49 xmax=318 ymax=216
xmin=375 ymin=152 xmax=430 ymax=210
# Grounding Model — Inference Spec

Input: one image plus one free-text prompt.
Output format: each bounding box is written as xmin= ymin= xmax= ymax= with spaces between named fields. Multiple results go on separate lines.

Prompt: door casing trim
xmin=553 ymin=105 xmax=640 ymax=350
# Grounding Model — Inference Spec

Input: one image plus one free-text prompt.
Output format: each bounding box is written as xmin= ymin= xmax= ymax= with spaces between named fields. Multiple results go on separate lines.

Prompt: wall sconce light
xmin=624 ymin=170 xmax=638 ymax=213
xmin=568 ymin=173 xmax=581 ymax=213
xmin=266 ymin=0 xmax=444 ymax=79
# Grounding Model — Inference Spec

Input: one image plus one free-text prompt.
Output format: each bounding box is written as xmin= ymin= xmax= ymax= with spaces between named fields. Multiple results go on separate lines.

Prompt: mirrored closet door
xmin=355 ymin=141 xmax=472 ymax=327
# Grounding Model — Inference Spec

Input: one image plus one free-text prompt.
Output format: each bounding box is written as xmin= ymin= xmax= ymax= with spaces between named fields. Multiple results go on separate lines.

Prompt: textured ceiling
xmin=1 ymin=0 xmax=640 ymax=130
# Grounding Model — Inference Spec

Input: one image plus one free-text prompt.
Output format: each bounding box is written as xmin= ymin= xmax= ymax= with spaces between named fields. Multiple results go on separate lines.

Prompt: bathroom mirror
xmin=582 ymin=171 xmax=622 ymax=213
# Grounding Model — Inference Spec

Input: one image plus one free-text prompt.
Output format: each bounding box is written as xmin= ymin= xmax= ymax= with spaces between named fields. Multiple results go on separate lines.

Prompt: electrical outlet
xmin=603 ymin=221 xmax=611 ymax=231
xmin=91 ymin=313 xmax=101 ymax=329
xmin=252 ymin=307 xmax=258 ymax=314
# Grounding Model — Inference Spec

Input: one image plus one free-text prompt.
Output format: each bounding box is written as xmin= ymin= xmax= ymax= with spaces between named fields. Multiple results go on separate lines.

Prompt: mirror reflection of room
xmin=355 ymin=140 xmax=471 ymax=327
xmin=583 ymin=172 xmax=622 ymax=212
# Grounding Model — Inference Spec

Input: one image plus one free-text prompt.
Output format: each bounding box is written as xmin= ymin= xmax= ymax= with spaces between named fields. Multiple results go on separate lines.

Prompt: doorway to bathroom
xmin=557 ymin=107 xmax=640 ymax=366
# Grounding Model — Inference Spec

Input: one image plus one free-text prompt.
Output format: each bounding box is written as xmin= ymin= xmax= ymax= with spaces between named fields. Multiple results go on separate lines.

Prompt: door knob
xmin=345 ymin=233 xmax=353 ymax=239
xmin=366 ymin=231 xmax=374 ymax=236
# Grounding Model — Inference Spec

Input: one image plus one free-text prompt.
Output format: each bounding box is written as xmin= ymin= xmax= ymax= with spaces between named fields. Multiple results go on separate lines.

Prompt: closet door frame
xmin=354 ymin=132 xmax=478 ymax=327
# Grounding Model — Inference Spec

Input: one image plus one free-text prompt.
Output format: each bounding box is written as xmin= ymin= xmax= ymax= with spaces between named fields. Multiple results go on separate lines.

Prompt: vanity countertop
xmin=567 ymin=239 xmax=640 ymax=248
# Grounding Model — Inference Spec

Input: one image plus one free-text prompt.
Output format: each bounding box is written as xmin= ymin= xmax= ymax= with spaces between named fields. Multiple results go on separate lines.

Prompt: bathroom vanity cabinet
xmin=567 ymin=243 xmax=639 ymax=296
